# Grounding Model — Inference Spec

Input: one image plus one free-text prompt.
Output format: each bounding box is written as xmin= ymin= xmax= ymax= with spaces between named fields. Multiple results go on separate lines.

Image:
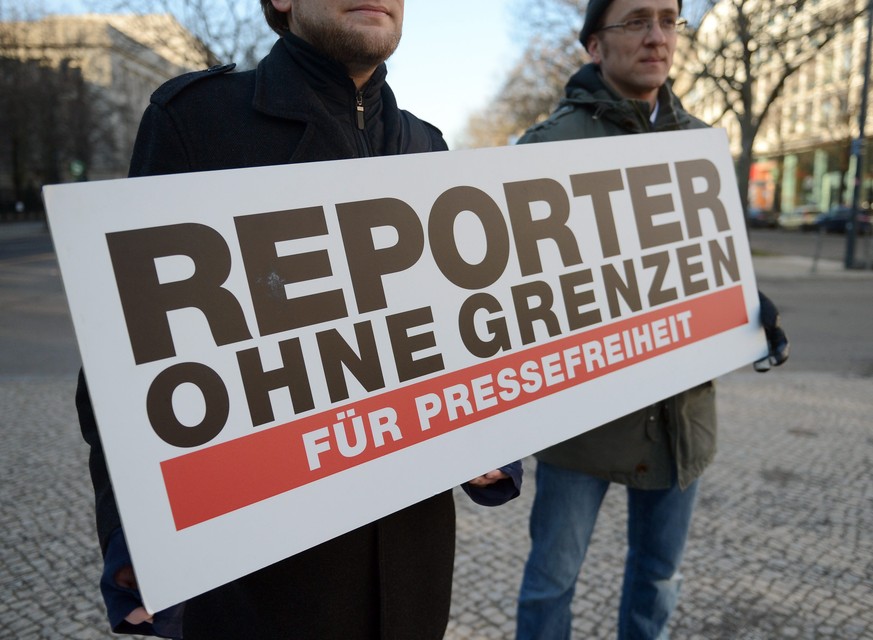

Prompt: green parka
xmin=519 ymin=64 xmax=715 ymax=491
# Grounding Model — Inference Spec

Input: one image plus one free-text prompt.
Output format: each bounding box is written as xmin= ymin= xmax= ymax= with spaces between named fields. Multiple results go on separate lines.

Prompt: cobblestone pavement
xmin=448 ymin=372 xmax=873 ymax=640
xmin=1 ymin=224 xmax=872 ymax=639
xmin=3 ymin=372 xmax=871 ymax=639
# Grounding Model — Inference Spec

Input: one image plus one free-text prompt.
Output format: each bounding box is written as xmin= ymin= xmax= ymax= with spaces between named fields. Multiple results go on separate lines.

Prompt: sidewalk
xmin=2 ymin=219 xmax=871 ymax=639
xmin=2 ymin=372 xmax=870 ymax=639
xmin=753 ymin=253 xmax=873 ymax=279
xmin=447 ymin=372 xmax=873 ymax=639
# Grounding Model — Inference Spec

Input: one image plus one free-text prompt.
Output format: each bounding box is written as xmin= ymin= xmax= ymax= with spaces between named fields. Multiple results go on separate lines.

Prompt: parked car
xmin=810 ymin=206 xmax=872 ymax=235
xmin=777 ymin=205 xmax=820 ymax=231
xmin=747 ymin=208 xmax=779 ymax=228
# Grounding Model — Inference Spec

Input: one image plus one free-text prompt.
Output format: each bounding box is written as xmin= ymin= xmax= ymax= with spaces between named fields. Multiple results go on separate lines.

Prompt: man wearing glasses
xmin=514 ymin=0 xmax=788 ymax=638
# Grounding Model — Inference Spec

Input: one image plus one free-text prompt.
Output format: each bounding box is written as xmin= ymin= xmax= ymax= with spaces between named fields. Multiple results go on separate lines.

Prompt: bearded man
xmin=77 ymin=2 xmax=521 ymax=638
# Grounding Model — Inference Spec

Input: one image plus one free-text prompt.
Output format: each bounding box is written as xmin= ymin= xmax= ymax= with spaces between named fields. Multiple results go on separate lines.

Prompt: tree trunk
xmin=736 ymin=140 xmax=754 ymax=221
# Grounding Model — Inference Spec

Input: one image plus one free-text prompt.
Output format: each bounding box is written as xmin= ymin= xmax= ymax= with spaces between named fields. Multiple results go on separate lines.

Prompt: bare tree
xmin=462 ymin=0 xmax=865 ymax=222
xmin=0 ymin=7 xmax=179 ymax=214
xmin=0 ymin=1 xmax=276 ymax=216
xmin=0 ymin=10 xmax=117 ymax=213
xmin=679 ymin=0 xmax=865 ymax=215
xmin=458 ymin=0 xmax=587 ymax=148
xmin=84 ymin=0 xmax=273 ymax=69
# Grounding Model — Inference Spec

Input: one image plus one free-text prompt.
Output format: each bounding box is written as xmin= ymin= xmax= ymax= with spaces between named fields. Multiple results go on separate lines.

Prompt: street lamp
xmin=846 ymin=0 xmax=873 ymax=269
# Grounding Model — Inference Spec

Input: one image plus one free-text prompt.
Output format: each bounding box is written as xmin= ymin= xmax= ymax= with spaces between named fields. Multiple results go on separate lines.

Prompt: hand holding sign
xmin=468 ymin=469 xmax=511 ymax=487
xmin=753 ymin=291 xmax=790 ymax=372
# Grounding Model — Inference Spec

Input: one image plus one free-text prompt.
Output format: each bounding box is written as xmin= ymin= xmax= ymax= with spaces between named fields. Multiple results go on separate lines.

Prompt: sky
xmin=39 ymin=0 xmax=520 ymax=149
xmin=386 ymin=1 xmax=517 ymax=148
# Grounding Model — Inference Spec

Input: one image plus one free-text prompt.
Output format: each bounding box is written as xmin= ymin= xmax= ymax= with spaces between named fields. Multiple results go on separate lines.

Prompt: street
xmin=0 ymin=230 xmax=80 ymax=379
xmin=1 ymin=223 xmax=871 ymax=639
xmin=1 ymin=226 xmax=866 ymax=378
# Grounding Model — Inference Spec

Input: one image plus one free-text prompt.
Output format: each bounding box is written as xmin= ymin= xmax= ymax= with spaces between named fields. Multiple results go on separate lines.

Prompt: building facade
xmin=676 ymin=0 xmax=870 ymax=216
xmin=0 ymin=14 xmax=215 ymax=214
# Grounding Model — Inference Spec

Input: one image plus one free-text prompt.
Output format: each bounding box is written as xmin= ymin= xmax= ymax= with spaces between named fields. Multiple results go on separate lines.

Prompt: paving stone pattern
xmin=2 ymin=224 xmax=872 ymax=639
xmin=1 ymin=378 xmax=108 ymax=639
xmin=448 ymin=372 xmax=873 ymax=640
xmin=2 ymin=373 xmax=871 ymax=639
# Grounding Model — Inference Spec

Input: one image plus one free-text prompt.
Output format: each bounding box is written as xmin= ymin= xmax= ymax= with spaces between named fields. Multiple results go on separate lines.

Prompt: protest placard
xmin=43 ymin=128 xmax=766 ymax=612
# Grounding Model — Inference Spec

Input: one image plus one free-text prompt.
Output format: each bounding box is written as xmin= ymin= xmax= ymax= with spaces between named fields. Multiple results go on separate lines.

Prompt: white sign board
xmin=44 ymin=128 xmax=766 ymax=612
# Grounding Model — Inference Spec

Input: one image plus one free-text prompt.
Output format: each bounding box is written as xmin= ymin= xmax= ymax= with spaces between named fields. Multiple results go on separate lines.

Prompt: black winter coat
xmin=78 ymin=33 xmax=458 ymax=640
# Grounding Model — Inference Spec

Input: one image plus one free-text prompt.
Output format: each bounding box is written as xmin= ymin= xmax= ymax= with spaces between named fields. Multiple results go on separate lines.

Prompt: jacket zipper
xmin=354 ymin=91 xmax=372 ymax=157
xmin=355 ymin=91 xmax=365 ymax=130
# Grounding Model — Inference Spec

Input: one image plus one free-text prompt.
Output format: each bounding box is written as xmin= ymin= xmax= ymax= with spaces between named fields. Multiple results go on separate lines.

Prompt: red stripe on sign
xmin=161 ymin=285 xmax=748 ymax=529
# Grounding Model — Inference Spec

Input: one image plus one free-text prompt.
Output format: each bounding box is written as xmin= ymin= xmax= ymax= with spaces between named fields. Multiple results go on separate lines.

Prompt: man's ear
xmin=588 ymin=36 xmax=602 ymax=64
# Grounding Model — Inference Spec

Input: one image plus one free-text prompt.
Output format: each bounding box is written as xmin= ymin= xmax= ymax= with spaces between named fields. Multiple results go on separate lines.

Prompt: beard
xmin=293 ymin=7 xmax=402 ymax=72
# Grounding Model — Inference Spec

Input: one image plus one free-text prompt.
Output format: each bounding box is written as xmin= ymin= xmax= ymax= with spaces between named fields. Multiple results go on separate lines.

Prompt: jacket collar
xmin=252 ymin=32 xmax=388 ymax=120
xmin=251 ymin=33 xmax=406 ymax=161
xmin=562 ymin=63 xmax=691 ymax=133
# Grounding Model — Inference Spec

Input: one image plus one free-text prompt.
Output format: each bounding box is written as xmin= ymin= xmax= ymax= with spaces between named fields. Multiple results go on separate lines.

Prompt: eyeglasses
xmin=597 ymin=16 xmax=688 ymax=36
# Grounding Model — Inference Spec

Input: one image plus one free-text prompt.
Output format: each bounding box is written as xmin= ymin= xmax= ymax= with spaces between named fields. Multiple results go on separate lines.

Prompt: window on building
xmin=822 ymin=98 xmax=833 ymax=128
xmin=822 ymin=47 xmax=834 ymax=85
xmin=843 ymin=41 xmax=853 ymax=75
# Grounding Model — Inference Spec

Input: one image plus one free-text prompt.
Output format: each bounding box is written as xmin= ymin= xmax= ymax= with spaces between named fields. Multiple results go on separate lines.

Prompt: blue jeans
xmin=516 ymin=461 xmax=700 ymax=640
